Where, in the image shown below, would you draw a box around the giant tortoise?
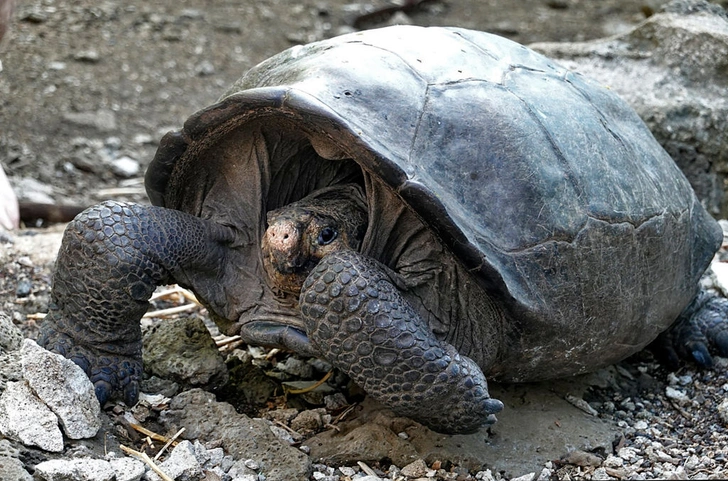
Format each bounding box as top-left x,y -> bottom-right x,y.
39,25 -> 728,434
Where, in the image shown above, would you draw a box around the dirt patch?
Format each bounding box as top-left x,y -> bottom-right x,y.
4,0 -> 718,210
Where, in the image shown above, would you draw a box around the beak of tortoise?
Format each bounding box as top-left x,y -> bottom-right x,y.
239,320 -> 318,357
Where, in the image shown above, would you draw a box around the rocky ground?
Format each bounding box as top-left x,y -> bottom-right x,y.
2,0 -> 728,480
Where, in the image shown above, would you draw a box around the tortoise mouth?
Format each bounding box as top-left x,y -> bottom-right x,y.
238,320 -> 316,357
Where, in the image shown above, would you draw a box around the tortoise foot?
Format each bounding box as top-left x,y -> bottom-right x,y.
300,250 -> 503,434
38,325 -> 142,405
38,200 -> 234,405
656,290 -> 728,369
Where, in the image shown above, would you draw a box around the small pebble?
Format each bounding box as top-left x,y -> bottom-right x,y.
339,466 -> 357,476
109,156 -> 140,178
400,459 -> 427,478
665,386 -> 689,405
716,398 -> 728,425
15,279 -> 31,297
73,50 -> 100,63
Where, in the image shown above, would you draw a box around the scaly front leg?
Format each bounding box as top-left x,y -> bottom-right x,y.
300,250 -> 503,434
38,201 -> 234,405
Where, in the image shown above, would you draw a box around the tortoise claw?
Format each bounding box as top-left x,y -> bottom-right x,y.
690,344 -> 713,368
94,382 -> 113,406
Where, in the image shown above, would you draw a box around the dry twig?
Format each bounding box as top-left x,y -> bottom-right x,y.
333,403 -> 358,425
120,445 -> 174,481
358,461 -> 378,477
143,303 -> 199,318
128,422 -> 179,447
273,420 -> 303,439
150,285 -> 200,305
154,428 -> 186,461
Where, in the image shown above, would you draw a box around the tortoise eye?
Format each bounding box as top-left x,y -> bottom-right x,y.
317,227 -> 338,246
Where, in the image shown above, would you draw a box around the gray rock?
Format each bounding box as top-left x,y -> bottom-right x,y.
142,316 -> 228,390
0,311 -> 23,393
0,439 -> 21,458
665,385 -> 690,405
34,458 -> 115,481
0,350 -> 22,393
269,423 -> 300,445
192,440 -> 225,468
275,356 -> 314,378
146,440 -> 203,481
0,381 -> 64,452
531,0 -> 728,216
159,389 -> 311,481
21,339 -> 101,439
109,456 -> 146,481
290,409 -> 324,434
324,392 -> 349,411
0,310 -> 22,353
0,439 -> 32,480
0,455 -> 32,481
226,459 -> 259,480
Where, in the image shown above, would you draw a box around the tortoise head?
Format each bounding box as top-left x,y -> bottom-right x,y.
261,184 -> 368,296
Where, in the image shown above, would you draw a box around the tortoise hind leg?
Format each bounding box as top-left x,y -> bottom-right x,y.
655,289 -> 728,369
38,201 -> 234,405
300,250 -> 503,434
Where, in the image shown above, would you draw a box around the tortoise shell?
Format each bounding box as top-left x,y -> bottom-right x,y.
146,25 -> 721,381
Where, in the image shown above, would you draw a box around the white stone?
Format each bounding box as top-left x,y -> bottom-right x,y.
146,440 -> 203,481
21,339 -> 101,439
709,261 -> 728,297
604,454 -> 625,468
34,458 -> 115,481
717,398 -> 728,425
0,381 -> 63,452
665,386 -> 689,405
634,420 -> 649,430
339,466 -> 357,476
475,469 -> 497,481
109,156 -> 140,178
510,473 -> 536,481
536,468 -> 552,481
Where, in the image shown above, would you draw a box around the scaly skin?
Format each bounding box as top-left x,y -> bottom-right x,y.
299,250 -> 503,434
656,289 -> 728,369
38,201 -> 234,404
